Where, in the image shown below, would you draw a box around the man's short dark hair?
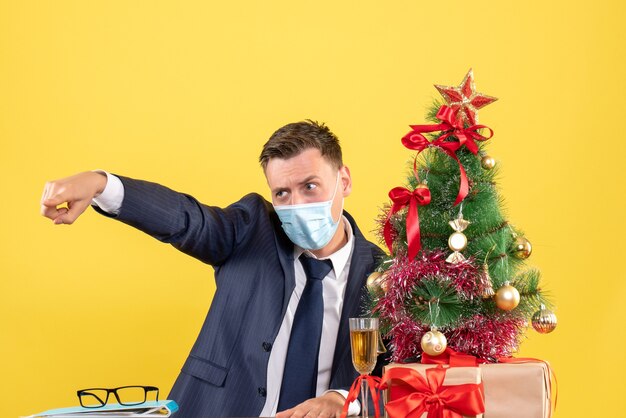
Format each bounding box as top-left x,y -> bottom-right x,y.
259,120 -> 343,170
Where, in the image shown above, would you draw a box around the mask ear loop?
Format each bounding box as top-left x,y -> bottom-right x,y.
331,170 -> 341,199
331,171 -> 344,224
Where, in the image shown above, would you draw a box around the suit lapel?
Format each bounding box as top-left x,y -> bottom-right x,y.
271,212 -> 296,322
330,213 -> 378,383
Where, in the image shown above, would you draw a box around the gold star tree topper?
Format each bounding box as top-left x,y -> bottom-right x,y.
435,69 -> 498,125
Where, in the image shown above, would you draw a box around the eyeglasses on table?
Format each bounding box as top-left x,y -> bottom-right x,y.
76,385 -> 159,408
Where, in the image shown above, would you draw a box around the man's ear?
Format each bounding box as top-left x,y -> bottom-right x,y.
340,165 -> 352,197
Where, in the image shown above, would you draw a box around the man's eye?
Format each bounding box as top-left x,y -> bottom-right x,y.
305,183 -> 317,191
275,191 -> 287,198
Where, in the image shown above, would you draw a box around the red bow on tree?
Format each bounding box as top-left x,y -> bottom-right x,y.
383,184 -> 431,259
401,105 -> 494,206
380,365 -> 485,418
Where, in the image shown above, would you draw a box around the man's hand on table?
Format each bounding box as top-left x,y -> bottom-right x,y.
276,391 -> 346,418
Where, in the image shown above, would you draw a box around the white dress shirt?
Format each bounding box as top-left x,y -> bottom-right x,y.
91,171 -> 360,416
260,217 -> 357,416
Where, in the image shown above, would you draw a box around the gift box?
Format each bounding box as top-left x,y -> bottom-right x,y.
382,362 -> 484,418
480,361 -> 552,418
382,360 -> 553,418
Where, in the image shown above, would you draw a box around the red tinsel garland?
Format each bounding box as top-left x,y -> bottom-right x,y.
376,250 -> 484,302
448,314 -> 527,360
373,250 -> 526,362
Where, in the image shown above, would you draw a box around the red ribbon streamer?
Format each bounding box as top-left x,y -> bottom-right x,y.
421,347 -> 486,367
340,374 -> 382,418
383,185 -> 431,259
401,105 -> 494,206
380,365 -> 485,418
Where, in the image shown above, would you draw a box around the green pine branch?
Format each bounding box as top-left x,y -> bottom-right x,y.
407,277 -> 479,328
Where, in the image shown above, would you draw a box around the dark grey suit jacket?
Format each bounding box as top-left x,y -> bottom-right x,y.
99,176 -> 383,417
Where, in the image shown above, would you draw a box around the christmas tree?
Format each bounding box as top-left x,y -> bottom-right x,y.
368,69 -> 557,363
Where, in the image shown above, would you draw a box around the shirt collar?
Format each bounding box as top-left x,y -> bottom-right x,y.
294,215 -> 354,280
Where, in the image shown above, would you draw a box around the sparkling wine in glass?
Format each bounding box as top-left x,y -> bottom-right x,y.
349,317 -> 384,418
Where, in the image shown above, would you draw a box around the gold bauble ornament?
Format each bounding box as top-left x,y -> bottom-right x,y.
380,272 -> 389,293
532,304 -> 557,334
366,272 -> 381,289
511,236 -> 532,259
481,155 -> 496,170
420,328 -> 448,356
366,271 -> 388,293
495,282 -> 520,311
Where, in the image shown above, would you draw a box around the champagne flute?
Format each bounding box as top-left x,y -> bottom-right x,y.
349,317 -> 385,418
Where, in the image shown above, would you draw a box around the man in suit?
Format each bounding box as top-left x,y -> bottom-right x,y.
40,120 -> 384,417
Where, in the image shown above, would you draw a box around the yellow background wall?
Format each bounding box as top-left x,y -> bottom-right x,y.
1,1 -> 624,416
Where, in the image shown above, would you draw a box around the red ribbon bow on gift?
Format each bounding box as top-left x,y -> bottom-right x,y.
401,105 -> 494,206
340,374 -> 382,418
383,184 -> 431,259
380,365 -> 485,418
421,349 -> 558,418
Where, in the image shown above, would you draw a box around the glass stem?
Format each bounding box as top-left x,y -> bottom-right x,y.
360,375 -> 369,418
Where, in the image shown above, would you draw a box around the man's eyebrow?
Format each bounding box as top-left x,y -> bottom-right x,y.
271,175 -> 321,194
298,175 -> 321,185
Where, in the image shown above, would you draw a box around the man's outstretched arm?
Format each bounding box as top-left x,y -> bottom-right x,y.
41,170 -> 266,266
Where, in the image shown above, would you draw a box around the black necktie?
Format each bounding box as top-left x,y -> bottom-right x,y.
277,254 -> 333,411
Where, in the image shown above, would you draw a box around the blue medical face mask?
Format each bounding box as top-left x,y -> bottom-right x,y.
273,173 -> 343,250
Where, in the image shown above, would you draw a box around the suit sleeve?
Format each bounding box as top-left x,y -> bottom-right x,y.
93,175 -> 268,266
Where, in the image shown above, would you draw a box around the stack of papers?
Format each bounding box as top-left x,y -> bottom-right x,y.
23,400 -> 178,417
